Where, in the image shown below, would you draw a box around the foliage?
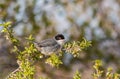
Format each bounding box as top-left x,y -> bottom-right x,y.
0,22 -> 39,79
106,67 -> 120,79
73,71 -> 81,79
93,60 -> 104,79
0,22 -> 19,47
45,54 -> 63,68
64,38 -> 92,57
92,60 -> 120,79
1,22 -> 120,79
0,22 -> 91,79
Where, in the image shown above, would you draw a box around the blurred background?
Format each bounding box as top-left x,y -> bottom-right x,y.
0,0 -> 120,79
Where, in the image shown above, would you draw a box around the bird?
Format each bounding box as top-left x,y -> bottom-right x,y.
34,34 -> 65,55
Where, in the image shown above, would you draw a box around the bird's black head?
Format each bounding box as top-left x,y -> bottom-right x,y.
55,34 -> 65,40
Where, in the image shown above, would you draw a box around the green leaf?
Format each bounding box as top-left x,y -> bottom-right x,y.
73,70 -> 81,79
45,54 -> 63,67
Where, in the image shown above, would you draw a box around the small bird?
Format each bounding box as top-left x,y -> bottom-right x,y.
34,34 -> 65,55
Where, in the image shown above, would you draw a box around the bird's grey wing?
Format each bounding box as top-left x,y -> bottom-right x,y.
37,39 -> 57,47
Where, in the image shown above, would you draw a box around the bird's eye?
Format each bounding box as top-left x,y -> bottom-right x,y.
60,36 -> 64,39
55,34 -> 64,40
